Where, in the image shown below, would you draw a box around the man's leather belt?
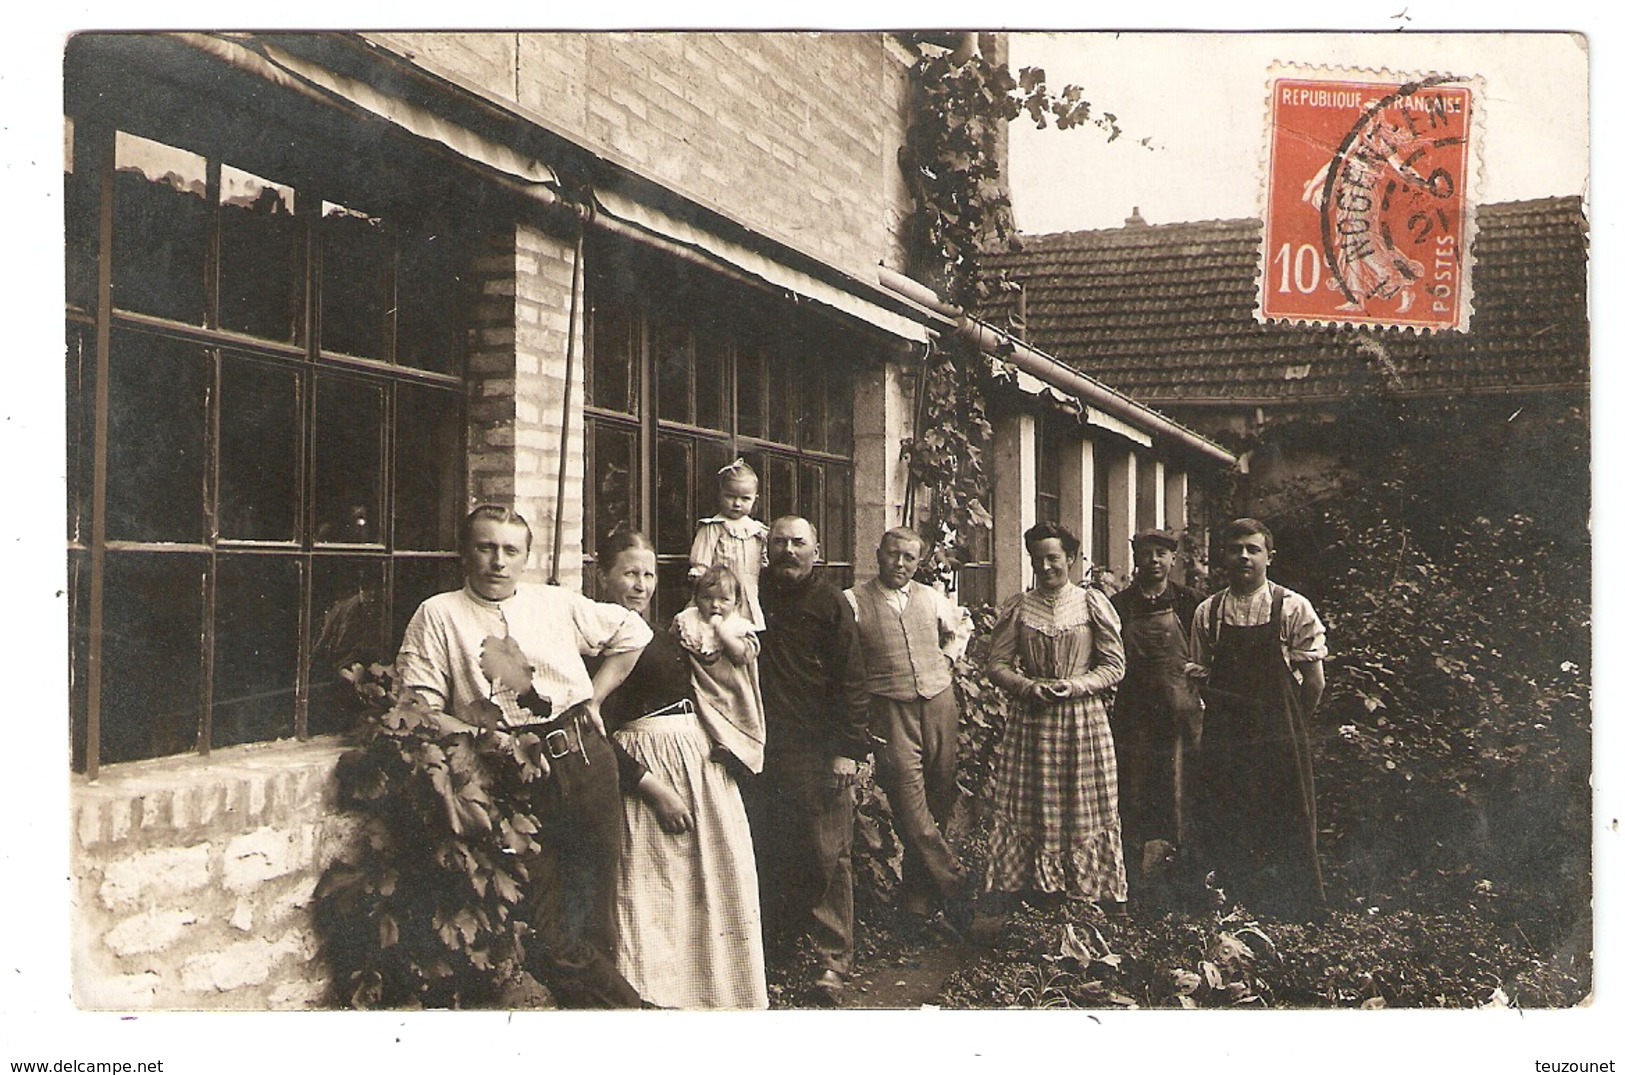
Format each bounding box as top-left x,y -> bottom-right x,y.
508,702 -> 593,761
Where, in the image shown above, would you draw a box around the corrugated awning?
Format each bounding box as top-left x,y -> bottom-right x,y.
593,189 -> 930,344
172,33 -> 562,188
171,32 -> 932,347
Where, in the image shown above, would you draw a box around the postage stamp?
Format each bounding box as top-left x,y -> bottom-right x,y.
1258,65 -> 1486,331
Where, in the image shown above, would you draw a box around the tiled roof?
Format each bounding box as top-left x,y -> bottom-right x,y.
979,197 -> 1588,404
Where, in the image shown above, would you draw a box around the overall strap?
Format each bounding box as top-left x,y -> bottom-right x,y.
1268,584 -> 1292,669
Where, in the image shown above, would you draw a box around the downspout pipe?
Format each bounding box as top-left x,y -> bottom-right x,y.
876,267 -> 1236,467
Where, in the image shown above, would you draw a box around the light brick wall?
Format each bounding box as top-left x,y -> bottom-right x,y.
466,221 -> 588,590
72,740 -> 355,1010
366,32 -> 915,282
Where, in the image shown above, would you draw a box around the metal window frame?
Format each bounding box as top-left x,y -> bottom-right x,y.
69,117 -> 466,778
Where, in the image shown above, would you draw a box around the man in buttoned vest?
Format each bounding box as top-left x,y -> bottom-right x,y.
844,527 -> 972,940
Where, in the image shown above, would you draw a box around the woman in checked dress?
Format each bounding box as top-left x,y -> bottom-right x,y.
984,521 -> 1129,907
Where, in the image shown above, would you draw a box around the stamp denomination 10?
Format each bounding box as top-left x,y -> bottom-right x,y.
1261,74 -> 1477,331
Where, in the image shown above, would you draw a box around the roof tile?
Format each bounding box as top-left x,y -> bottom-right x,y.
980,197 -> 1588,403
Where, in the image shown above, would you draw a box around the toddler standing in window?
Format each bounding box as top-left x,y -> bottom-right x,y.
689,459 -> 769,630
671,565 -> 766,774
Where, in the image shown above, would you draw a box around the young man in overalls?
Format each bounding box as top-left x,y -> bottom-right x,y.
1187,518 -> 1328,918
1109,528 -> 1205,903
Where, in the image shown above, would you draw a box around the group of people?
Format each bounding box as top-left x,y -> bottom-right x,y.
987,518 -> 1327,924
391,461 -> 951,1008
391,454 -> 1328,1010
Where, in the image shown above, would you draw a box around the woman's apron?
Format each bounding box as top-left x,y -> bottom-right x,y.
1197,585 -> 1325,915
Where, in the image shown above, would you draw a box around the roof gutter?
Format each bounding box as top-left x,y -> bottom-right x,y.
877,267 -> 1237,466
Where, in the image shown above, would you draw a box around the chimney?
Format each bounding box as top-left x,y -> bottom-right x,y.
1124,206 -> 1148,227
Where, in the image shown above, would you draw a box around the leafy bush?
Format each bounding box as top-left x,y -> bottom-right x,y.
312,664 -> 555,1009
952,602 -> 1013,806
1287,495 -> 1590,943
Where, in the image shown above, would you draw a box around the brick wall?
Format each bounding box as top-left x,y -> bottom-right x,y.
466,221 -> 588,589
71,740 -> 355,1009
365,32 -> 916,283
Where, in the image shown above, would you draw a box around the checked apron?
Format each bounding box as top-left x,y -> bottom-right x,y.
1195,585 -> 1325,916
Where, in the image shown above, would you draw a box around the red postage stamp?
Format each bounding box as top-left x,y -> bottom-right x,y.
1259,67 -> 1484,331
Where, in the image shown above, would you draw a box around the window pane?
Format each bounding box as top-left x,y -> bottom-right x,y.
395,383 -> 463,551
767,343 -> 796,445
65,117 -> 97,311
655,434 -> 694,557
825,463 -> 853,564
653,559 -> 691,634
219,165 -> 300,342
68,550 -> 89,772
218,355 -> 300,541
589,421 -> 640,560
826,363 -> 854,457
799,459 -> 826,548
308,556 -> 389,736
766,454 -> 797,526
800,358 -> 828,453
313,373 -> 384,545
100,551 -> 205,763
696,440 -> 737,522
211,555 -> 301,748
105,331 -> 207,543
320,202 -> 392,359
589,299 -> 636,415
397,223 -> 463,375
654,318 -> 694,426
66,326 -> 93,544
694,319 -> 729,432
1137,455 -> 1159,532
392,557 -> 462,655
736,338 -> 765,439
1038,416 -> 1062,504
1093,446 -> 1112,566
110,132 -> 208,324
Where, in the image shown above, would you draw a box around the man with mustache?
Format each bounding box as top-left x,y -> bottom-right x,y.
844,527 -> 972,943
748,515 -> 871,1006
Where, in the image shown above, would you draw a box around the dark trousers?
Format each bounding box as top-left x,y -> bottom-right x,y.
744,737 -> 855,976
872,692 -> 964,915
513,709 -> 642,1008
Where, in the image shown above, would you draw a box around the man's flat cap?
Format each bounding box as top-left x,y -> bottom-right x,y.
1131,528 -> 1179,551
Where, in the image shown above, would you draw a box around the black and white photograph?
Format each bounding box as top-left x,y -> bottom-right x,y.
7,3 -> 1616,1070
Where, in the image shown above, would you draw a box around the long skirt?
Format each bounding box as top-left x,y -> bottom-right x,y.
613,710 -> 768,1009
986,694 -> 1128,902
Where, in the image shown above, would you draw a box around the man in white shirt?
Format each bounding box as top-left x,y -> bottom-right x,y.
395,505 -> 651,1006
844,527 -> 973,941
1187,517 -> 1328,918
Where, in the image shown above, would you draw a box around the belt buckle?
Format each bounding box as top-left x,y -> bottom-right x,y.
544,726 -> 576,759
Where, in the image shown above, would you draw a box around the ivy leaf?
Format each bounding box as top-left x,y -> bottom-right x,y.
490,868 -> 522,905
480,634 -> 535,696
378,912 -> 399,950
456,697 -> 503,732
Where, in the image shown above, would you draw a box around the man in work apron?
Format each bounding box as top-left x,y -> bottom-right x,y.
1196,583 -> 1326,918
1109,529 -> 1204,896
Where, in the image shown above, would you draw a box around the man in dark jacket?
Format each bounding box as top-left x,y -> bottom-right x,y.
1109,528 -> 1204,899
749,515 -> 871,1006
